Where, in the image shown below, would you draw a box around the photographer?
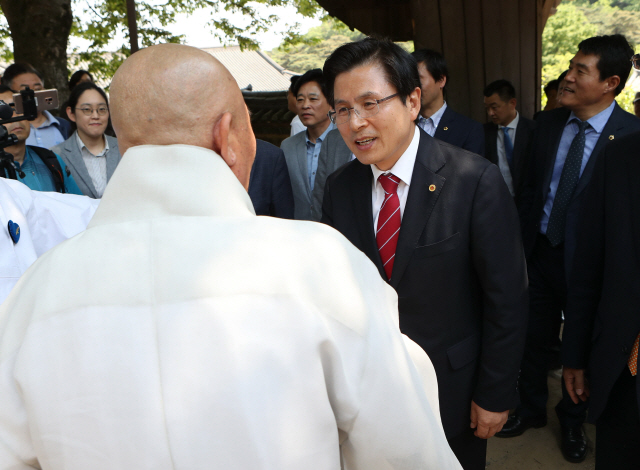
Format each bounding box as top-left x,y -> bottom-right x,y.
1,63 -> 71,149
0,85 -> 82,194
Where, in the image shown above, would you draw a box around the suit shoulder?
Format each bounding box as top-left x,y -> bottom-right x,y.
612,103 -> 640,128
446,108 -> 482,128
435,139 -> 493,172
534,107 -> 569,126
280,132 -> 305,150
256,139 -> 284,159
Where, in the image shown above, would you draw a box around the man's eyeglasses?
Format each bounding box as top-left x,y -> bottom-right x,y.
76,106 -> 109,116
631,54 -> 640,71
328,93 -> 399,125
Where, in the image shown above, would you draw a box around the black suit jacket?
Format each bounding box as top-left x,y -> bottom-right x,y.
434,107 -> 485,157
562,131 -> 640,422
248,140 -> 294,218
519,103 -> 640,275
321,128 -> 528,438
483,116 -> 536,202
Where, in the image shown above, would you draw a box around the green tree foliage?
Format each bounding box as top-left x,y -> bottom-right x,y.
268,17 -> 413,73
542,3 -> 597,86
268,17 -> 365,73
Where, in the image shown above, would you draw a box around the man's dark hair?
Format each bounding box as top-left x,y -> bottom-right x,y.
1,63 -> 43,90
288,75 -> 301,93
483,79 -> 516,102
293,69 -> 326,98
68,70 -> 94,91
411,48 -> 448,90
558,70 -> 568,83
544,79 -> 559,97
0,84 -> 14,95
323,37 -> 420,108
577,34 -> 633,95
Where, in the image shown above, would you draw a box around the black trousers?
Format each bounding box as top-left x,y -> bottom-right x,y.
447,428 -> 487,470
516,234 -> 588,426
596,368 -> 640,469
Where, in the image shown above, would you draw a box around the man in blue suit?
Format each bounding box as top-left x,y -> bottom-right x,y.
248,140 -> 294,218
411,49 -> 484,156
498,34 -> 640,464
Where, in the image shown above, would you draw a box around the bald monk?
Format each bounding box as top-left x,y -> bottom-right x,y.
0,44 -> 461,470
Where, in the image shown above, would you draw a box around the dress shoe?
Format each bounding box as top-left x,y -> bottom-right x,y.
495,413 -> 547,438
560,425 -> 587,463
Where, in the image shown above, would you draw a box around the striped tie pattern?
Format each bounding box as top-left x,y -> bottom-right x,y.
377,173 -> 402,280
629,333 -> 639,376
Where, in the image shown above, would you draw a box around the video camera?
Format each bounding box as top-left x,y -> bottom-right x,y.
0,87 -> 59,180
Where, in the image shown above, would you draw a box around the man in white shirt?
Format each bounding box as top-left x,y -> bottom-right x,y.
0,43 -> 461,470
482,79 -> 536,201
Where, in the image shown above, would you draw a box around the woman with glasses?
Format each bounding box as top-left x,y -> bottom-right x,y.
52,82 -> 121,198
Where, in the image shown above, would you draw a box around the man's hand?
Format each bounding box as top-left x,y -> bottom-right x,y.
470,401 -> 509,439
563,367 -> 589,404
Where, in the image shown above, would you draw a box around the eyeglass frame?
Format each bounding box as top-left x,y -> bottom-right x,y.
75,106 -> 109,116
632,54 -> 640,71
328,93 -> 400,125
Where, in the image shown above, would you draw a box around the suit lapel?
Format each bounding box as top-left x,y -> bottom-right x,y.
434,107 -> 453,140
390,132 -> 446,289
293,134 -> 311,198
540,109 -> 570,202
485,123 -> 498,165
65,134 -> 98,197
574,103 -> 623,199
351,162 -> 385,277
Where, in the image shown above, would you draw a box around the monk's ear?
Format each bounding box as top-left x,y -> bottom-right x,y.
212,112 -> 235,166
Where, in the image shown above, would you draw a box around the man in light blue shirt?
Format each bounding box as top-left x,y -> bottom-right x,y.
499,34 -> 640,465
0,86 -> 81,194
1,63 -> 71,149
280,69 -> 333,220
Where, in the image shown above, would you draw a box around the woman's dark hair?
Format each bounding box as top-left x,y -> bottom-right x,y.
66,82 -> 110,133
69,70 -> 94,91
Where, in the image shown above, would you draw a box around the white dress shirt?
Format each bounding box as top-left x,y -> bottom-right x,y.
290,114 -> 306,136
371,125 -> 420,228
76,132 -> 109,197
417,101 -> 448,137
0,144 -> 461,470
497,112 -> 519,196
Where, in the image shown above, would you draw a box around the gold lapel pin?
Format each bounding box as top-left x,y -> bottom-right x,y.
609,135 -> 614,140
443,127 -> 449,131
429,184 -> 436,192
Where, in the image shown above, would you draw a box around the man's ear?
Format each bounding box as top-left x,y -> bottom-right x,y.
408,86 -> 422,120
66,107 -> 76,123
212,112 -> 235,166
604,75 -> 620,95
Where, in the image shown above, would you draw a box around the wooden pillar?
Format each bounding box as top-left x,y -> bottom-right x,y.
410,0 -> 544,121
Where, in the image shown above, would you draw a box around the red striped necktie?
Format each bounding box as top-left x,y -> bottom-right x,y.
376,173 -> 402,280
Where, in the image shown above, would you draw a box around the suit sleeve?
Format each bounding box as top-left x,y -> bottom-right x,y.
470,164 -> 528,412
320,170 -> 336,227
269,150 -> 295,219
561,145 -> 607,369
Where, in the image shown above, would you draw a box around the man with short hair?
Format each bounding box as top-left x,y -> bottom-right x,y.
633,91 -> 640,118
280,68 -> 334,220
322,37 -> 528,470
544,80 -> 559,111
0,85 -> 81,194
287,75 -> 306,136
1,63 -> 71,149
0,43 -> 462,470
483,79 -> 536,201
411,49 -> 484,156
499,34 -> 640,464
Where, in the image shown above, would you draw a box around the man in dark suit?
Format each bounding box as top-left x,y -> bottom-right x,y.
498,34 -> 640,464
562,131 -> 640,469
483,79 -> 536,203
248,139 -> 294,218
411,49 -> 484,156
321,37 -> 527,470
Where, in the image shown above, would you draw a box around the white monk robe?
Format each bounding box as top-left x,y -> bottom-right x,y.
0,145 -> 461,470
0,178 -> 98,304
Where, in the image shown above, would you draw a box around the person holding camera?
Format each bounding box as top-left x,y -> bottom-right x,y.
52,82 -> 120,198
0,85 -> 82,194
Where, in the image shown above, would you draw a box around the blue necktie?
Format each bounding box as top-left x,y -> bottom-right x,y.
502,127 -> 514,172
546,120 -> 589,247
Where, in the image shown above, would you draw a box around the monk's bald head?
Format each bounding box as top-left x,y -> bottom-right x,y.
110,44 -> 255,187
